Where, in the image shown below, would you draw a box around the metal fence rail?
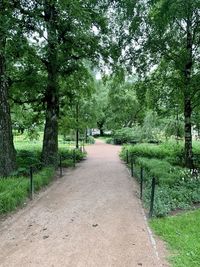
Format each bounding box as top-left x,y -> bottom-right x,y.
126,149 -> 156,217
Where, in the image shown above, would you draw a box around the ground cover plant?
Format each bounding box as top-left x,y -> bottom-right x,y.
121,141 -> 200,217
151,210 -> 200,267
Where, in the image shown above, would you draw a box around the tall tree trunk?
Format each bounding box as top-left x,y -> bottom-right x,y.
99,128 -> 104,136
75,103 -> 79,149
42,90 -> 59,166
0,24 -> 16,176
75,129 -> 79,149
85,128 -> 88,143
42,0 -> 59,166
97,120 -> 104,136
184,96 -> 193,169
183,14 -> 193,169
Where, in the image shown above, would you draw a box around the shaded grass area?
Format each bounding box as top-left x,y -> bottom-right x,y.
0,137 -> 87,214
151,210 -> 200,267
0,168 -> 54,214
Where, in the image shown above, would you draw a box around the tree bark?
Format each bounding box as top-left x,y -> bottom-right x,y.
42,0 -> 59,166
85,128 -> 88,143
183,14 -> 193,169
75,103 -> 79,149
184,96 -> 193,169
0,11 -> 16,176
97,120 -> 104,136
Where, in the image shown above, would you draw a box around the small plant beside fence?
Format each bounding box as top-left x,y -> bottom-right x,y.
123,148 -> 200,217
0,148 -> 86,215
125,151 -> 157,217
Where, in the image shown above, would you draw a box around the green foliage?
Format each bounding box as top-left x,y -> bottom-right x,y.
109,111 -> 161,145
143,177 -> 200,217
0,168 -> 54,214
87,136 -> 95,144
106,80 -> 143,129
0,137 -> 87,214
16,150 -> 41,170
33,168 -> 54,191
151,210 -> 200,266
121,142 -> 184,166
59,148 -> 86,162
136,157 -> 182,185
112,127 -> 140,144
121,142 -> 200,216
105,137 -> 114,144
164,118 -> 184,139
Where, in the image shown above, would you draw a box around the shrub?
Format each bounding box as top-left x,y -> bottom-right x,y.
135,157 -> 183,185
106,138 -> 114,144
16,149 -> 41,170
87,136 -> 95,144
112,127 -> 141,145
121,142 -> 184,166
59,148 -> 86,162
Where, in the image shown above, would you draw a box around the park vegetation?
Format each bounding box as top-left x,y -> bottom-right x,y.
0,1 -> 200,265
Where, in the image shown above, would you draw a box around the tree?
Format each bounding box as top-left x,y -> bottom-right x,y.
0,1 -> 17,176
107,78 -> 143,129
94,80 -> 109,136
120,0 -> 200,168
22,0 -> 110,166
59,66 -> 96,147
147,0 -> 200,168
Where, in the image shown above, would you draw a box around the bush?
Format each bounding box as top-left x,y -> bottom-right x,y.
87,136 -> 95,144
135,157 -> 183,185
59,148 -> 86,162
121,142 -> 184,166
112,127 -> 140,145
16,149 -> 41,171
106,138 -> 114,144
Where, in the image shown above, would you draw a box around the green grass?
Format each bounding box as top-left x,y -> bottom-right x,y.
151,210 -> 200,267
0,134 -> 87,215
0,167 -> 54,214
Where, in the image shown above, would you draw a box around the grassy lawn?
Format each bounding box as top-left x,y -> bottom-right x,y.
150,210 -> 200,267
14,133 -> 76,150
0,134 -> 87,215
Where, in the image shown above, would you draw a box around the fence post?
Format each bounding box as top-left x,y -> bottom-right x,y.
131,156 -> 134,177
29,166 -> 34,200
140,167 -> 144,199
149,177 -> 156,217
73,149 -> 76,167
126,150 -> 129,164
59,155 -> 63,177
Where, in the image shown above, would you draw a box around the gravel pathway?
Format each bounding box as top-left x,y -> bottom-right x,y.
0,140 -> 169,267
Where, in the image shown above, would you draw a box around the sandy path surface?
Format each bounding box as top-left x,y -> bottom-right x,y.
0,140 -> 169,267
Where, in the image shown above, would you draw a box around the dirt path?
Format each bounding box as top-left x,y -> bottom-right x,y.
0,140 -> 168,267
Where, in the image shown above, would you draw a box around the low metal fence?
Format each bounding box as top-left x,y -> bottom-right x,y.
126,150 -> 156,218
